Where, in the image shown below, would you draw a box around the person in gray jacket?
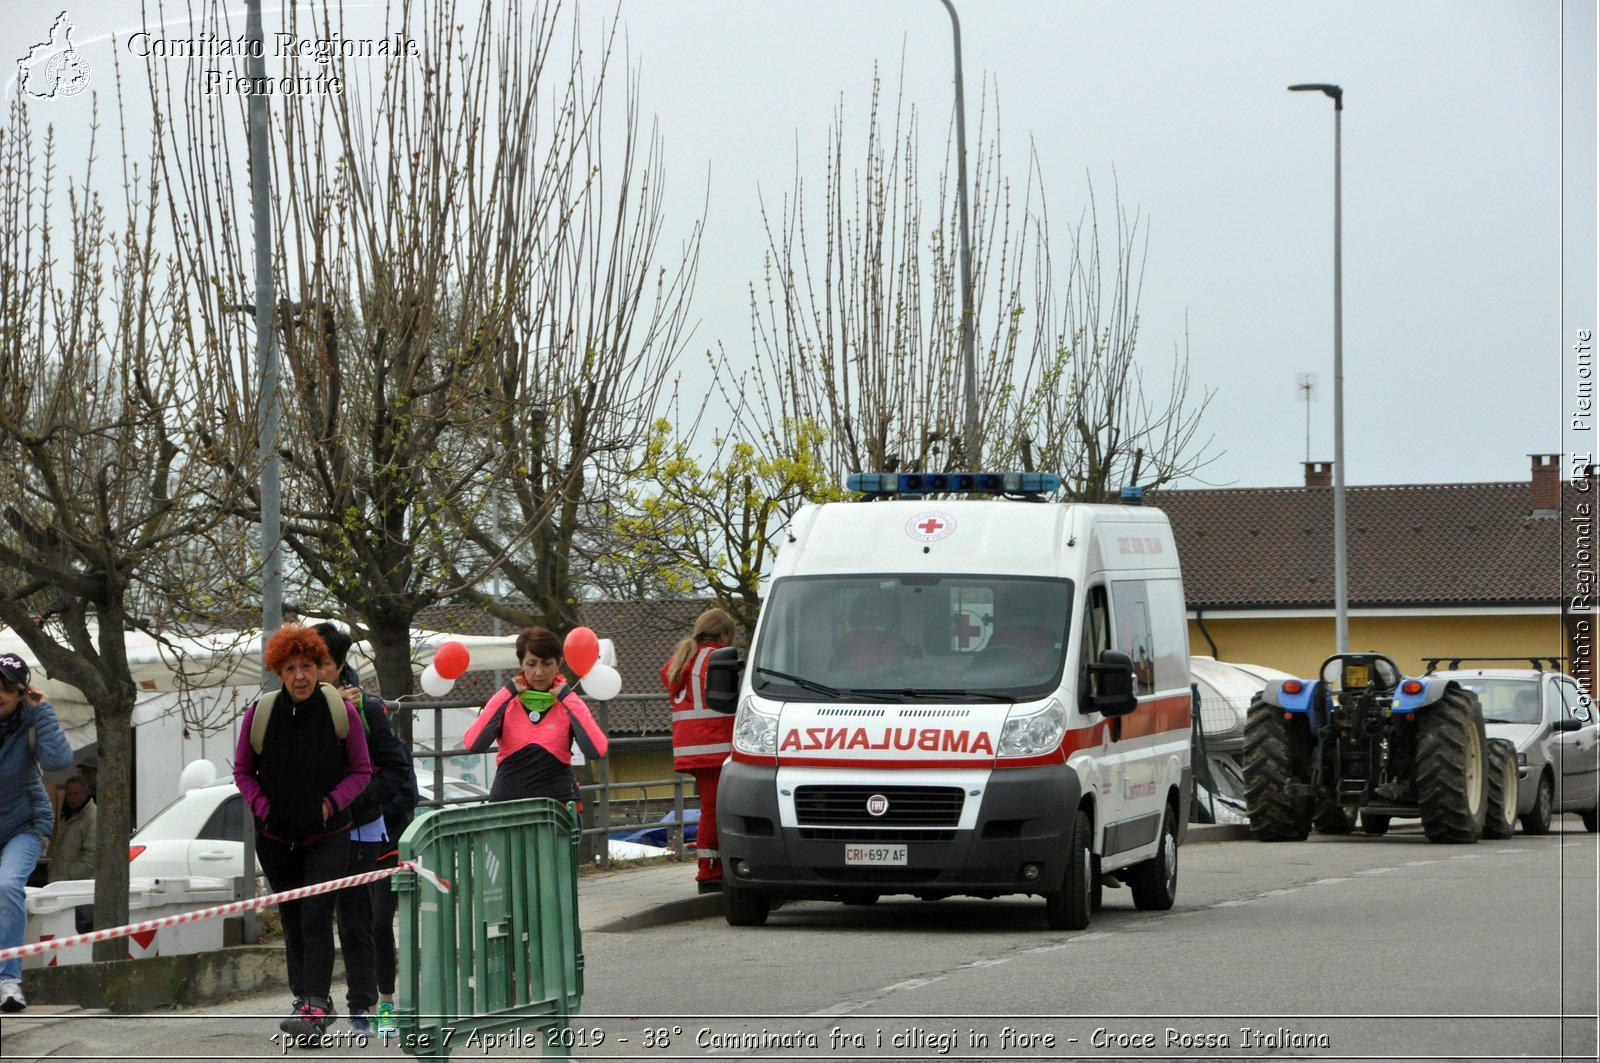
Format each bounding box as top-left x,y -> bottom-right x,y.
47,776 -> 96,883
0,652 -> 74,1012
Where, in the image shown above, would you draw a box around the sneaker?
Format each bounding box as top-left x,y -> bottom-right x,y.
349,1008 -> 372,1034
284,999 -> 330,1037
278,997 -> 306,1033
0,980 -> 26,1013
374,1002 -> 398,1036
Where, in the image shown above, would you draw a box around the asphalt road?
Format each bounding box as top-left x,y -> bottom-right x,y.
1,818 -> 1594,1062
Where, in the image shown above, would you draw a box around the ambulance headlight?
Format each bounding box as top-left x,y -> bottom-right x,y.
733,697 -> 780,756
998,699 -> 1067,758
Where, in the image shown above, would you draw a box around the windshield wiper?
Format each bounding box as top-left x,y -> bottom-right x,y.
885,687 -> 1018,704
753,667 -> 901,701
1483,717 -> 1516,724
754,666 -> 842,698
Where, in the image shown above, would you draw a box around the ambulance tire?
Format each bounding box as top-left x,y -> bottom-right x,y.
1045,810 -> 1093,931
1313,802 -> 1358,834
1243,700 -> 1313,841
723,884 -> 770,927
1360,812 -> 1391,835
1482,738 -> 1518,840
1129,802 -> 1179,911
1416,688 -> 1488,844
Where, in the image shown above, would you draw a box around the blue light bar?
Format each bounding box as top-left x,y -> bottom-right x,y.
846,471 -> 1062,497
1120,485 -> 1144,505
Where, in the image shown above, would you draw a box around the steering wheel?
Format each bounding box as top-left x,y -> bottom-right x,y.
984,644 -> 1039,671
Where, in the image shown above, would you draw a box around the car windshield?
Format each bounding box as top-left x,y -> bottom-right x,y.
751,573 -> 1073,702
132,784 -> 229,841
1459,678 -> 1541,724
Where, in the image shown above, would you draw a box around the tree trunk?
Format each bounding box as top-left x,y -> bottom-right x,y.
90,686 -> 137,962
367,619 -> 419,744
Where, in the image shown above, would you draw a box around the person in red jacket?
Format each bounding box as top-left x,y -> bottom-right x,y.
659,608 -> 737,893
465,627 -> 607,804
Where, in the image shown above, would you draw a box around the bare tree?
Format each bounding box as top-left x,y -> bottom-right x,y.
744,70 -> 1057,479
748,72 -> 1217,493
620,71 -> 1217,608
154,0 -> 699,706
1015,182 -> 1218,500
0,95 -> 254,955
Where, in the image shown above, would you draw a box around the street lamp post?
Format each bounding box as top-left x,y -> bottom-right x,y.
1288,82 -> 1347,653
938,0 -> 980,467
246,0 -> 282,663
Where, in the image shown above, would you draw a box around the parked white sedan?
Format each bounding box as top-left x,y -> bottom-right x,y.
129,770 -> 488,882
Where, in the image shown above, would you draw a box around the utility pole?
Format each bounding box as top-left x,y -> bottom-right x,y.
246,0 -> 282,666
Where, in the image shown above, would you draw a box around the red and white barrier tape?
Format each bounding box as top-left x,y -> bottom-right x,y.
0,859 -> 451,963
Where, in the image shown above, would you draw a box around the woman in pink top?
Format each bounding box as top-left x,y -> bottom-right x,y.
465,626 -> 607,803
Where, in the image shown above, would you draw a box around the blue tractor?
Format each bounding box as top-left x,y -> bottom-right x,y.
1243,653 -> 1517,843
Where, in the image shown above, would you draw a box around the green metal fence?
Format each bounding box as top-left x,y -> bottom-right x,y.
395,798 -> 585,1061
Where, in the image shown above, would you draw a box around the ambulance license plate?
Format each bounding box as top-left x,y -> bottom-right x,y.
844,844 -> 907,866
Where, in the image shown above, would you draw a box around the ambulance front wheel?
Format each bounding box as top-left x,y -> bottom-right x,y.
723,883 -> 771,926
1044,809 -> 1093,931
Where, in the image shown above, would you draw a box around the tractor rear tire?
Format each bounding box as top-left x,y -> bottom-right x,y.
1243,699 -> 1313,841
1415,687 -> 1489,843
1483,738 -> 1518,840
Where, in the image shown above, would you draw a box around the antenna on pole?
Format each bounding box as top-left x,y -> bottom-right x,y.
1295,372 -> 1319,465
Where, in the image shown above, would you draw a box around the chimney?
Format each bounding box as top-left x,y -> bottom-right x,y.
1303,461 -> 1333,489
1531,454 -> 1560,511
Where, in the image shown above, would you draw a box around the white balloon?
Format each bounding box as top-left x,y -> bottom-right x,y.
598,637 -> 617,668
178,759 -> 217,793
580,662 -> 621,701
419,663 -> 455,697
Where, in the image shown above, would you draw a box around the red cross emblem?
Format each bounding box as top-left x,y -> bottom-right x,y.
905,511 -> 956,542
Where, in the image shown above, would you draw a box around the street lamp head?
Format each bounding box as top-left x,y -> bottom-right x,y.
1289,83 -> 1344,110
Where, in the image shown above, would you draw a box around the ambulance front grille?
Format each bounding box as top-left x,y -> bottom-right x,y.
798,827 -> 957,843
794,785 -> 965,827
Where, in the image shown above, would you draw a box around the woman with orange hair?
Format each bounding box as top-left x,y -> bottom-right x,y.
233,623 -> 372,1040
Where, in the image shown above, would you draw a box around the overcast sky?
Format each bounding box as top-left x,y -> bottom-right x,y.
5,0 -> 1595,491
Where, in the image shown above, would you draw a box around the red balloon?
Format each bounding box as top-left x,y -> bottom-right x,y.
563,626 -> 600,677
433,640 -> 471,681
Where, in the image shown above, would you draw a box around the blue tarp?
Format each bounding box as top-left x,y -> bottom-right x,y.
612,808 -> 700,847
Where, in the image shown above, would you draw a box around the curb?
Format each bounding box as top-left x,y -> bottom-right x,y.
588,893 -> 721,933
1185,822 -> 1254,843
19,944 -> 312,1013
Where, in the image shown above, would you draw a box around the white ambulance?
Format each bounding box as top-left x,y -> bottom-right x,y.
707,472 -> 1193,928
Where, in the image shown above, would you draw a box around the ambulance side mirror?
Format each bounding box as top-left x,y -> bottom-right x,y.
705,646 -> 745,713
1088,650 -> 1138,717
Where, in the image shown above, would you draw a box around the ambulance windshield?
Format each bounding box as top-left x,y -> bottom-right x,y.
752,574 -> 1073,702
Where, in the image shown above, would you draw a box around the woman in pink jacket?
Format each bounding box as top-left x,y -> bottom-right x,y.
465,627 -> 607,803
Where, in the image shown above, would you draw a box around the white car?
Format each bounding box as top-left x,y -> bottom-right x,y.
1434,664 -> 1600,833
129,770 -> 488,882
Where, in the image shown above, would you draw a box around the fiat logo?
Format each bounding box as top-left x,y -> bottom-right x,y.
866,794 -> 890,817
